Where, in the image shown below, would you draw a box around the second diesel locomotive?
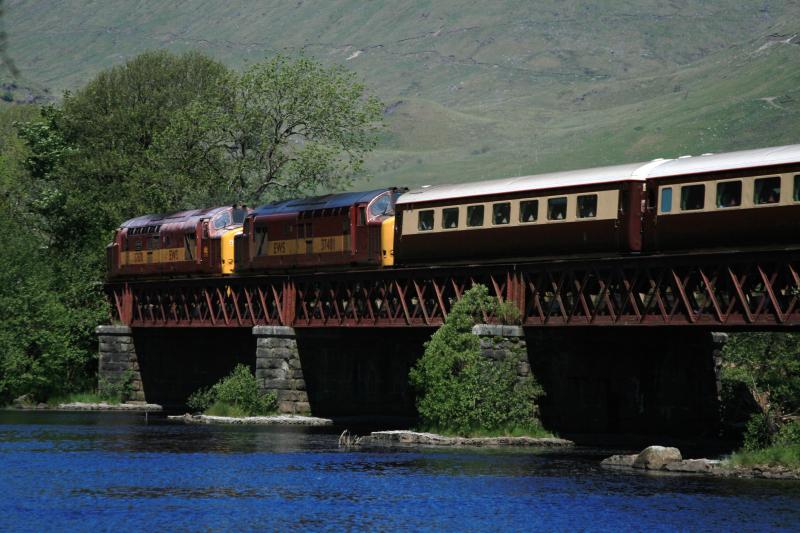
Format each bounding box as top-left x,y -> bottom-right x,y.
106,143 -> 800,280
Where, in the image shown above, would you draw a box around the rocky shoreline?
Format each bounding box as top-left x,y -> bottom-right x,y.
9,401 -> 163,412
350,430 -> 574,448
602,446 -> 800,480
168,413 -> 333,426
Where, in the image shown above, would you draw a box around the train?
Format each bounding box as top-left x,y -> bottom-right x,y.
106,143 -> 800,279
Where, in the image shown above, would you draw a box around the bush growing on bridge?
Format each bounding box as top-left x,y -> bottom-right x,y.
187,364 -> 277,417
409,284 -> 545,436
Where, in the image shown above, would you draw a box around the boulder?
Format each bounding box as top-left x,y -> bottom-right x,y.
601,454 -> 638,467
632,446 -> 682,470
12,394 -> 34,408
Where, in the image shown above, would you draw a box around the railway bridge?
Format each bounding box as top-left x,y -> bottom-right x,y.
99,248 -> 800,434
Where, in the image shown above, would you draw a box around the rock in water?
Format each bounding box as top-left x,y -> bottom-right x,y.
633,445 -> 682,470
601,454 -> 638,467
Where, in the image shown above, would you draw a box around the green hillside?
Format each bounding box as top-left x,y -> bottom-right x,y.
3,0 -> 799,188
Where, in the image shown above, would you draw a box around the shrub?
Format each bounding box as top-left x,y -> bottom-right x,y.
774,420 -> 800,447
97,369 -> 135,404
742,413 -> 773,452
185,364 -> 277,417
409,284 -> 544,436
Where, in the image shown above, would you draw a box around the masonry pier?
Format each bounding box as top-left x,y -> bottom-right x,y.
253,326 -> 308,414
96,325 -> 145,402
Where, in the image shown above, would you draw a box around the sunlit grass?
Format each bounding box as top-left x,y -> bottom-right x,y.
728,445 -> 800,469
46,392 -> 120,406
204,401 -> 249,418
416,423 -> 555,439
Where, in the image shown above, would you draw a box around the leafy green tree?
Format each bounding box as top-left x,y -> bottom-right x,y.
409,285 -> 544,436
154,54 -> 384,204
0,203 -> 98,402
722,332 -> 800,417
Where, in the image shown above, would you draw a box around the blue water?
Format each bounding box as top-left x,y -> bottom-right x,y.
0,412 -> 798,532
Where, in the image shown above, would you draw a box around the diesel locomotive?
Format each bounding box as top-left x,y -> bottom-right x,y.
106,143 -> 800,280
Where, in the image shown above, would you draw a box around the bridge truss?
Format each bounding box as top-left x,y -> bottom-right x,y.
105,250 -> 800,328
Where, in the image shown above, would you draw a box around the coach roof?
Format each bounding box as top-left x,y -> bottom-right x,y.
396,161 -> 656,205
647,143 -> 800,179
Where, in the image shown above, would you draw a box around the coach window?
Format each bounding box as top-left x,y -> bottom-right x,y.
547,197 -> 567,220
492,202 -> 510,225
716,181 -> 742,208
442,207 -> 459,229
660,187 -> 673,213
519,200 -> 538,222
794,175 -> 800,201
418,210 -> 434,231
577,194 -> 597,218
680,184 -> 705,211
467,205 -> 484,227
754,176 -> 781,205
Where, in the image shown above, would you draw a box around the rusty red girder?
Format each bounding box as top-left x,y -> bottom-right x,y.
105,250 -> 800,328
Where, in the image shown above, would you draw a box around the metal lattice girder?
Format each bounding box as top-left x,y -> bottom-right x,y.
106,250 -> 800,328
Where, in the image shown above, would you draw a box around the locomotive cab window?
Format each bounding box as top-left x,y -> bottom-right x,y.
794,175 -> 800,202
660,187 -> 673,213
442,207 -> 459,229
418,210 -> 434,231
370,194 -> 392,218
754,176 -> 781,205
577,194 -> 597,218
547,197 -> 567,220
492,202 -> 510,225
519,200 -> 538,222
213,212 -> 231,229
716,181 -> 742,208
680,184 -> 705,211
466,205 -> 484,227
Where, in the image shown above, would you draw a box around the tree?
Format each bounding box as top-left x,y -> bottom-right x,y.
722,332 -> 800,418
153,54 -> 384,204
409,285 -> 544,436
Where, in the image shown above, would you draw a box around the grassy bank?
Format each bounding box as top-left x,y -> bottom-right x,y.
417,423 -> 555,439
46,392 -> 121,406
729,445 -> 800,470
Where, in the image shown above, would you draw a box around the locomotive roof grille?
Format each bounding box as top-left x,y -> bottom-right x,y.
252,189 -> 394,216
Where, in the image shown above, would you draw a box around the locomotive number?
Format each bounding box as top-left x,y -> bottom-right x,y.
133,252 -> 144,263
319,237 -> 337,252
271,241 -> 287,255
167,249 -> 180,261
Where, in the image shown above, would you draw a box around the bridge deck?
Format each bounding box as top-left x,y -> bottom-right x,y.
105,249 -> 800,328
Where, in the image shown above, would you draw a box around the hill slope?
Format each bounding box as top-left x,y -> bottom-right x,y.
4,1 -> 800,188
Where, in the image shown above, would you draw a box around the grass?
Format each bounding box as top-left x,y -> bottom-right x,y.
46,392 -> 121,406
4,1 -> 800,189
204,400 -> 250,418
728,445 -> 800,470
417,423 -> 555,439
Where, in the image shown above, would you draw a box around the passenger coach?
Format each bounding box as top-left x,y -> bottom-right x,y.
393,162 -> 662,264
642,145 -> 800,252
